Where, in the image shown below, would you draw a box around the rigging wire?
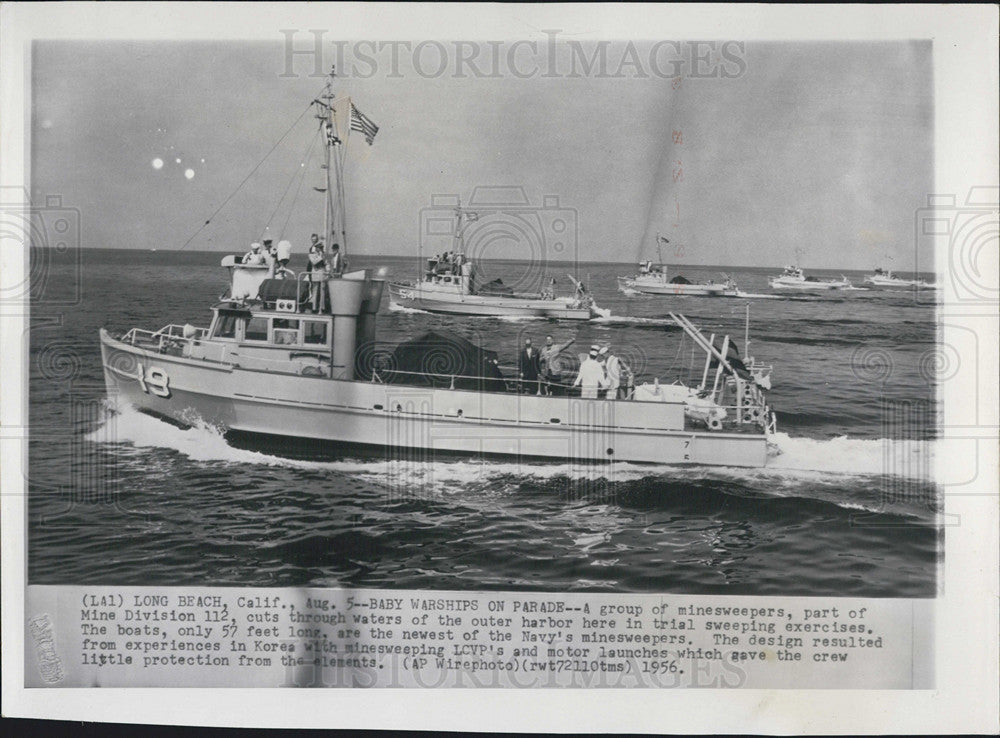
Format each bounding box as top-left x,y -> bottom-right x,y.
261,126 -> 321,240
177,100 -> 315,251
664,327 -> 687,379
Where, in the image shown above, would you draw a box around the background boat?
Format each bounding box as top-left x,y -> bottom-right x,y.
389,202 -> 609,320
619,234 -> 736,296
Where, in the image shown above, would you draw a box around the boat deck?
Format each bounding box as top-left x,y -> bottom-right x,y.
113,326 -> 768,436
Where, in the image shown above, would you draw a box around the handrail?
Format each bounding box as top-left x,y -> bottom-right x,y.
371,365 -> 648,397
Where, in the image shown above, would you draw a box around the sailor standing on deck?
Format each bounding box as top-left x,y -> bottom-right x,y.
540,334 -> 575,395
328,243 -> 344,276
274,239 -> 293,278
243,242 -> 265,265
599,345 -> 631,399
307,240 -> 327,312
573,345 -> 607,399
518,338 -> 542,395
262,239 -> 277,276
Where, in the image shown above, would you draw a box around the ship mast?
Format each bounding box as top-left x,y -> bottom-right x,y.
313,66 -> 348,259
453,198 -> 466,259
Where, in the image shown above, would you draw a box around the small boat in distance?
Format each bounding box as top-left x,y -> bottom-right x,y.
388,203 -> 609,320
864,266 -> 937,289
768,264 -> 851,291
617,234 -> 737,297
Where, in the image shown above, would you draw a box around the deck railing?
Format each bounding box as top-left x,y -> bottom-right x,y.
115,324 -> 773,431
121,324 -> 209,351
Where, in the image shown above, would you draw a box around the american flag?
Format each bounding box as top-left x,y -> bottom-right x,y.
350,103 -> 379,145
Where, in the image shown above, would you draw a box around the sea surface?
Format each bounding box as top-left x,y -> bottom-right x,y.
28,248 -> 941,596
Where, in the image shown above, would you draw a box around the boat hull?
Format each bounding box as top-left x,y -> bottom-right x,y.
388,283 -> 593,320
863,276 -> 935,289
768,278 -> 848,291
100,330 -> 768,467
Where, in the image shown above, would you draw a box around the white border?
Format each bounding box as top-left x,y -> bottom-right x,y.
2,3 -> 998,733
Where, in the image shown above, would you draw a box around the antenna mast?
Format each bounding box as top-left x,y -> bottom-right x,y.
453,197 -> 465,258
313,66 -> 347,257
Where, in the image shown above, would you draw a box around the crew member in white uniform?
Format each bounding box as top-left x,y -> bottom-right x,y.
599,346 -> 621,399
573,345 -> 607,399
307,241 -> 328,312
242,242 -> 264,265
262,239 -> 277,276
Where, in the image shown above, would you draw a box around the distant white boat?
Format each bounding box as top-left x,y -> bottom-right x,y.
863,267 -> 937,289
618,234 -> 737,297
389,203 -> 609,320
768,265 -> 850,291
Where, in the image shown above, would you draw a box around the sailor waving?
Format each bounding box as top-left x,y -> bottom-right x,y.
573,345 -> 608,399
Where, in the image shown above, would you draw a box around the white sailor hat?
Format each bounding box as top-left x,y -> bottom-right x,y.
598,346 -> 609,355
251,241 -> 262,250
589,344 -> 599,355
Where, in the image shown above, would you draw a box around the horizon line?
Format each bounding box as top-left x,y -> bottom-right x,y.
29,246 -> 936,274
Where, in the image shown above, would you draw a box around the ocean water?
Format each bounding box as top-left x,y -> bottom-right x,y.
28,249 -> 940,595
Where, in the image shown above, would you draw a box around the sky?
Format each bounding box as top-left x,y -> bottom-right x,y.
30,39 -> 933,269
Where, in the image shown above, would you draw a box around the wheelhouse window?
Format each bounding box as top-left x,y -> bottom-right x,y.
244,316 -> 268,342
272,318 -> 300,345
213,313 -> 238,339
303,320 -> 329,346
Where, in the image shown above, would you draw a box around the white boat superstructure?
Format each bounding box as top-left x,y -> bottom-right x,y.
768,264 -> 851,291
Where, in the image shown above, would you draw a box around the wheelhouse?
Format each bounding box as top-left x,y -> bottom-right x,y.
208,307 -> 332,349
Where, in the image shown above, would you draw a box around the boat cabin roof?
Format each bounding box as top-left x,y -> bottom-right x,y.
212,301 -> 334,323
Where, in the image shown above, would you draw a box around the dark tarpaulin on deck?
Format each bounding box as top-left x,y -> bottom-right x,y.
669,275 -> 693,285
378,332 -> 507,391
259,278 -> 309,302
476,278 -> 514,296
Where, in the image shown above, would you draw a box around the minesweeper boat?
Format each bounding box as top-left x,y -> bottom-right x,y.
618,235 -> 736,297
99,274 -> 777,466
768,264 -> 851,291
98,75 -> 777,468
388,205 -> 609,320
863,267 -> 937,289
618,262 -> 736,297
